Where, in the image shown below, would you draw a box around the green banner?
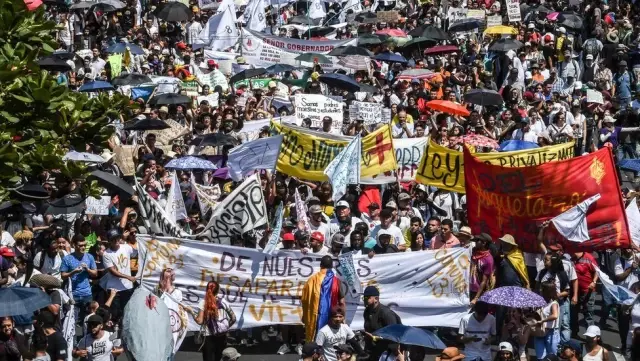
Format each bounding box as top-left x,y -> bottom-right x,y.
233,78 -> 273,89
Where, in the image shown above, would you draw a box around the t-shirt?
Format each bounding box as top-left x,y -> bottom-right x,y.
315,324 -> 355,361
572,253 -> 597,293
33,355 -> 52,361
100,244 -> 136,291
309,222 -> 331,247
33,251 -> 68,281
46,331 -> 68,361
429,234 -> 460,250
370,225 -> 404,246
615,254 -> 640,290
458,313 -> 496,361
60,253 -> 97,298
470,253 -> 494,293
77,331 -> 115,361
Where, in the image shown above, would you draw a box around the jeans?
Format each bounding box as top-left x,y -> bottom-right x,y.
534,328 -> 559,360
570,290 -> 595,333
559,299 -> 571,345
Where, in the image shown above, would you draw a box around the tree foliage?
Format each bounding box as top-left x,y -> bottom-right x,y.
0,0 -> 132,202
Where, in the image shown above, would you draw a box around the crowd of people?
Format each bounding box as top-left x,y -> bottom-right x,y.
3,0 -> 640,360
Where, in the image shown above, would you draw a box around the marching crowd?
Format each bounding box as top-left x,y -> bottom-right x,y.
4,0 -> 640,360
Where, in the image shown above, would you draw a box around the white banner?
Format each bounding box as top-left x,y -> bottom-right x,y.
137,236 -> 471,330
85,196 -> 111,215
362,137 -> 428,184
349,101 -> 383,126
165,172 -> 188,223
295,94 -> 344,130
135,178 -> 189,239
193,182 -> 220,216
228,135 -> 283,181
626,199 -> 640,247
195,174 -> 268,244
506,0 -> 522,22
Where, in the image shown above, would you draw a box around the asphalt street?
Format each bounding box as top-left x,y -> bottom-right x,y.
174,292 -> 629,361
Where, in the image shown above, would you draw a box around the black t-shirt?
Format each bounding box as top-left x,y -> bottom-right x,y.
496,256 -> 524,288
46,331 -> 68,361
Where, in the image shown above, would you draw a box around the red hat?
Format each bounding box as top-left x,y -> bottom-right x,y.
310,231 -> 325,243
282,233 -> 295,242
544,35 -> 552,43
0,247 -> 15,257
176,41 -> 187,50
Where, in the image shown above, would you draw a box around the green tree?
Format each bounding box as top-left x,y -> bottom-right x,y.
0,0 -> 132,202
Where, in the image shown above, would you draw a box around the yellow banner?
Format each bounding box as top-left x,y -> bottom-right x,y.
416,139 -> 575,193
272,122 -> 397,181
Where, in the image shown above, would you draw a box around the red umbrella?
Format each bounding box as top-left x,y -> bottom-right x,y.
424,45 -> 459,55
376,28 -> 407,37
425,100 -> 470,116
461,134 -> 500,149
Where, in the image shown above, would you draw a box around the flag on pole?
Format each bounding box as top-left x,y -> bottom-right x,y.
193,6 -> 239,50
244,0 -> 267,32
308,0 -> 326,19
324,135 -> 361,202
263,203 -> 284,254
217,0 -> 238,22
551,193 -> 601,242
596,267 -> 638,305
339,0 -> 363,22
165,172 -> 188,223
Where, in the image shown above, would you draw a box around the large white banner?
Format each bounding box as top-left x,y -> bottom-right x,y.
138,236 -> 471,331
228,135 -> 284,181
295,94 -> 344,130
135,178 -> 189,239
362,137 -> 428,184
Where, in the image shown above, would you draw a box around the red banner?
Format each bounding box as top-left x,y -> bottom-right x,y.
464,146 -> 630,252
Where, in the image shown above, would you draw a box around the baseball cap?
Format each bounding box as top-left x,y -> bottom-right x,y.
334,344 -> 354,355
301,342 -> 323,357
398,193 -> 411,201
331,234 -> 346,246
268,81 -> 277,88
221,347 -> 241,360
0,247 -> 15,257
542,355 -> 559,361
87,314 -> 104,325
527,23 -> 535,29
310,231 -> 325,243
544,34 -> 552,43
583,325 -> 601,338
561,339 -> 582,353
107,229 -> 121,240
363,285 -> 380,297
385,200 -> 397,209
282,233 -> 295,242
558,27 -> 566,34
498,342 -> 513,353
308,205 -> 323,214
335,200 -> 350,209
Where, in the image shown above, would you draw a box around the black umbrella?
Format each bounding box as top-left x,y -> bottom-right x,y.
155,2 -> 193,22
190,133 -> 240,147
358,34 -> 383,46
229,68 -> 267,85
318,73 -> 376,92
488,38 -> 524,52
329,45 -> 373,57
558,12 -> 583,29
0,202 -> 37,214
290,15 -> 316,25
448,19 -> 481,33
111,73 -> 152,86
400,37 -> 437,51
408,25 -> 450,41
463,89 -> 504,107
265,64 -> 297,74
524,4 -> 552,17
12,183 -> 50,200
123,117 -> 170,131
354,11 -> 377,24
88,170 -> 135,196
37,56 -> 72,72
46,194 -> 86,215
308,26 -> 337,38
149,93 -> 192,105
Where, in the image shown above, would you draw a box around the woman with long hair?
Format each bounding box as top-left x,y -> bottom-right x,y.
192,281 -> 236,361
409,231 -> 426,252
582,325 -> 609,361
533,281 -> 560,360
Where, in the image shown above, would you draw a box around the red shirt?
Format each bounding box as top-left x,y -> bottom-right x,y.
572,253 -> 597,293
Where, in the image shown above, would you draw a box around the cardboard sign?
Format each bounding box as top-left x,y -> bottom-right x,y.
85,196 -> 111,215
145,119 -> 190,146
180,80 -> 199,96
348,101 -> 383,126
376,11 -> 399,23
487,14 -> 503,27
506,0 -> 522,22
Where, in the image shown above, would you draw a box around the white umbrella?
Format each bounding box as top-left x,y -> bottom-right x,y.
338,55 -> 370,71
63,151 -> 105,163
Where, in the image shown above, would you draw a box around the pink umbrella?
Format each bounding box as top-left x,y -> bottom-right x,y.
424,45 -> 459,55
546,12 -> 559,21
376,28 -> 407,38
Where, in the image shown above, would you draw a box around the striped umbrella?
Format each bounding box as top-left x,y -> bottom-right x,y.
338,56 -> 370,71
396,69 -> 436,81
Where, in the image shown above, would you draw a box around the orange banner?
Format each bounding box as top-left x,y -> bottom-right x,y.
464,147 -> 630,252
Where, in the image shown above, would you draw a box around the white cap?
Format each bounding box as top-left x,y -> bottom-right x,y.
498,342 -> 513,353
583,325 -> 601,338
586,54 -> 594,60
527,23 -> 535,29
558,27 -> 566,34
335,200 -> 350,208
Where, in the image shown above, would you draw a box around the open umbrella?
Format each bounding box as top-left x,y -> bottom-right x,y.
88,170 -> 135,196
354,11 -> 377,23
546,12 -> 559,21
290,15 -> 316,25
308,26 -> 337,38
400,37 -> 436,51
111,73 -> 152,86
463,88 -> 504,106
165,156 -> 217,170
424,45 -> 459,55
338,56 -> 370,71
155,1 -> 193,22
213,167 -> 231,179
46,194 -> 86,215
123,117 -> 170,131
318,73 -> 368,92
462,134 -> 500,149
525,4 -> 553,17
374,52 -> 407,63
329,45 -> 373,57
191,133 -> 241,147
489,38 -> 524,52
396,69 -> 436,80
70,0 -> 98,9
265,64 -> 297,74
479,286 -> 547,308
63,151 -> 105,163
358,34 -> 383,46
448,19 -> 481,33
484,25 -> 518,35
376,28 -> 407,37
78,80 -> 115,92
499,140 -> 539,152
229,68 -> 267,84
426,100 -> 470,116
106,42 -> 145,55
408,25 -> 449,41
295,53 -> 332,64
373,325 -> 446,349
150,93 -> 191,105
558,12 -> 583,29
0,287 -> 51,317
37,56 -> 72,72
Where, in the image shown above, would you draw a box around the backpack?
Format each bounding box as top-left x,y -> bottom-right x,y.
583,39 -> 598,57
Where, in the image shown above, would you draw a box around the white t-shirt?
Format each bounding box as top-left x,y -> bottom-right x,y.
77,331 -> 115,361
458,313 -> 496,361
197,297 -> 232,336
33,251 -> 68,282
100,244 -> 136,291
429,192 -> 459,219
309,222 -> 331,247
370,225 -> 404,246
315,324 -> 355,361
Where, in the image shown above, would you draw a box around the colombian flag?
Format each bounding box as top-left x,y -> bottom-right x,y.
301,269 -> 340,341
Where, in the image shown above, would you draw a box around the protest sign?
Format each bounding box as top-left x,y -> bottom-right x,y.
464,146 -> 630,252
138,236 -> 471,330
197,93 -> 219,108
145,119 -> 190,146
376,10 -> 399,23
416,139 -> 575,193
85,196 -> 111,215
447,7 -> 468,26
195,174 -> 269,244
324,135 -> 361,201
181,80 -> 199,96
587,89 -> 604,105
362,137 -> 428,184
228,135 -> 284,181
506,0 -> 522,22
486,15 -> 502,27
193,183 -> 220,216
114,145 -> 173,176
626,199 -> 640,247
273,122 -> 397,181
234,78 -> 274,89
349,101 -> 383,126
294,94 -> 344,130
135,178 -> 189,239
165,172 -> 188,223
263,203 -> 284,254
295,189 -> 310,232
337,252 -> 362,297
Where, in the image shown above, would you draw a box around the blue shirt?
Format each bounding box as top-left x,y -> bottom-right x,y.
60,253 -> 96,298
615,71 -> 632,99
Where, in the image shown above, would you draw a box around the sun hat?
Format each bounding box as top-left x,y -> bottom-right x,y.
498,234 -> 517,246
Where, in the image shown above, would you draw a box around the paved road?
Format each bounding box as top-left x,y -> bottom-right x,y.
175,292 -> 628,361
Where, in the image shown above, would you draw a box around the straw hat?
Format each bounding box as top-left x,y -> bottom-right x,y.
498,234 -> 517,246
435,347 -> 465,361
29,274 -> 62,289
456,226 -> 473,239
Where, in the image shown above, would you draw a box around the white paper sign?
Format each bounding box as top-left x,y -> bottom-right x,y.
85,196 -> 111,215
349,101 -> 383,126
487,15 -> 502,27
361,137 -> 429,184
506,0 -> 522,22
295,94 -> 344,130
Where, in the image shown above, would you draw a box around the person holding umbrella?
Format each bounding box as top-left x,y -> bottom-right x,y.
363,286 -> 400,361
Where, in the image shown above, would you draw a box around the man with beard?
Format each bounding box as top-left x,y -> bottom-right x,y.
370,209 -> 405,251
308,205 -> 330,246
362,286 -> 399,360
74,315 -> 124,361
329,201 -> 362,247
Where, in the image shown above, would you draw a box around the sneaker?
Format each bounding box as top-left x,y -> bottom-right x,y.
277,344 -> 291,355
295,344 -> 303,355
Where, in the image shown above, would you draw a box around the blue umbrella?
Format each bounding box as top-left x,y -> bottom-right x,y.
0,287 -> 51,316
373,324 -> 446,349
78,80 -> 115,92
106,42 -> 145,55
318,73 -> 376,93
498,140 -> 539,152
374,52 -> 407,63
619,159 -> 640,173
165,156 -> 218,170
265,64 -> 297,74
